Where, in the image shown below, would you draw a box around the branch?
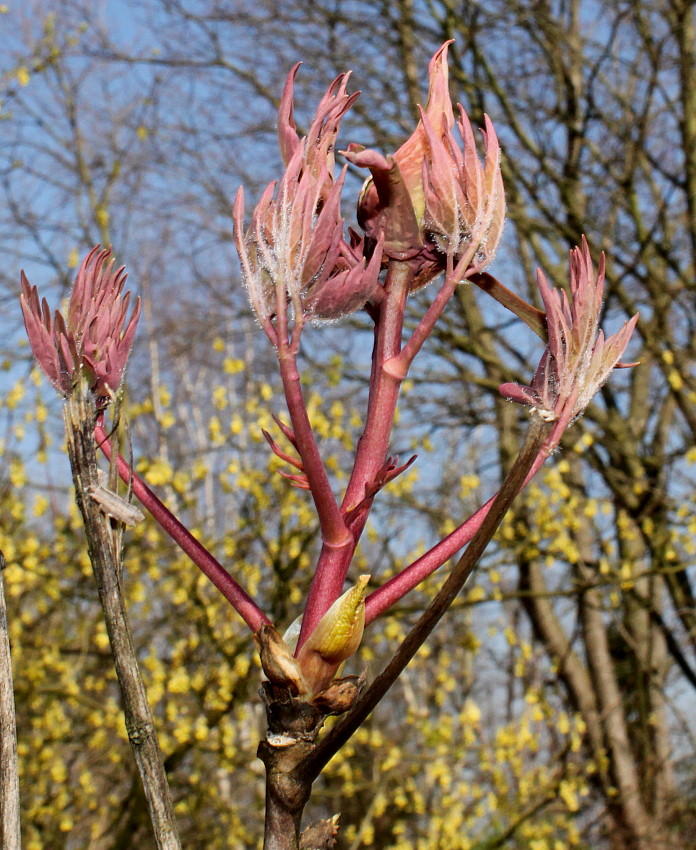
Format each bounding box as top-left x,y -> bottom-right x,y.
295,415 -> 552,783
297,259 -> 414,651
0,552 -> 21,850
364,419 -> 562,623
94,422 -> 270,632
65,393 -> 180,850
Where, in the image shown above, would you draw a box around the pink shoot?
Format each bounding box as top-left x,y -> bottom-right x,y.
21,246 -> 141,401
94,423 -> 270,632
500,237 -> 639,430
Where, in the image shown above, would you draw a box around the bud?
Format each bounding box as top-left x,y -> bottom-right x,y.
342,42 -> 505,288
300,814 -> 341,850
255,623 -> 308,697
499,238 -> 638,423
297,575 -> 370,695
234,67 -> 381,330
20,246 -> 140,401
312,674 -> 365,716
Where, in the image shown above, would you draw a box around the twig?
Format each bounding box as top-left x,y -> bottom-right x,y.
94,421 -> 269,632
296,415 -> 552,783
64,391 -> 181,850
297,259 -> 414,650
0,551 -> 21,850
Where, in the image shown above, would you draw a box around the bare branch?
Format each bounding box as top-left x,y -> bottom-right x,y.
0,552 -> 21,850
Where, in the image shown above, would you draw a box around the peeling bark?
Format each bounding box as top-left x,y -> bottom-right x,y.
258,685 -> 323,850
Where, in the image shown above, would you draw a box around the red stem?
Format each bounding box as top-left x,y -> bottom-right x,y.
383,250 -> 477,381
363,418 -> 567,624
296,259 -> 414,651
94,424 -> 270,632
277,351 -> 352,548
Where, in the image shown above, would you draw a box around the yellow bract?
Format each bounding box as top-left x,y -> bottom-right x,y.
301,574 -> 370,664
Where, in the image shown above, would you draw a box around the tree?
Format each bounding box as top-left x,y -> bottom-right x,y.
1,1 -> 694,848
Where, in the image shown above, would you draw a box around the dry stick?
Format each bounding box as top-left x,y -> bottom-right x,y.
64,393 -> 181,850
0,552 -> 21,850
296,415 -> 552,784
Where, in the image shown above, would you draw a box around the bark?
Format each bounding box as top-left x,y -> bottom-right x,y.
671,0 -> 696,265
578,574 -> 653,849
64,392 -> 180,850
519,457 -> 677,848
518,557 -> 609,786
0,552 -> 21,850
258,685 -> 323,850
566,460 -> 658,847
616,510 -> 675,823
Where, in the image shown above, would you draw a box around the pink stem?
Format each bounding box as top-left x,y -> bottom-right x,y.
297,260 -> 414,651
94,424 -> 270,632
277,351 -> 352,548
364,418 -> 567,624
383,251 -> 476,380
341,260 -> 414,528
272,264 -> 349,547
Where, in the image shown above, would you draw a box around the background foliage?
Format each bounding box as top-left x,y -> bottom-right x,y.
1,1 -> 695,847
